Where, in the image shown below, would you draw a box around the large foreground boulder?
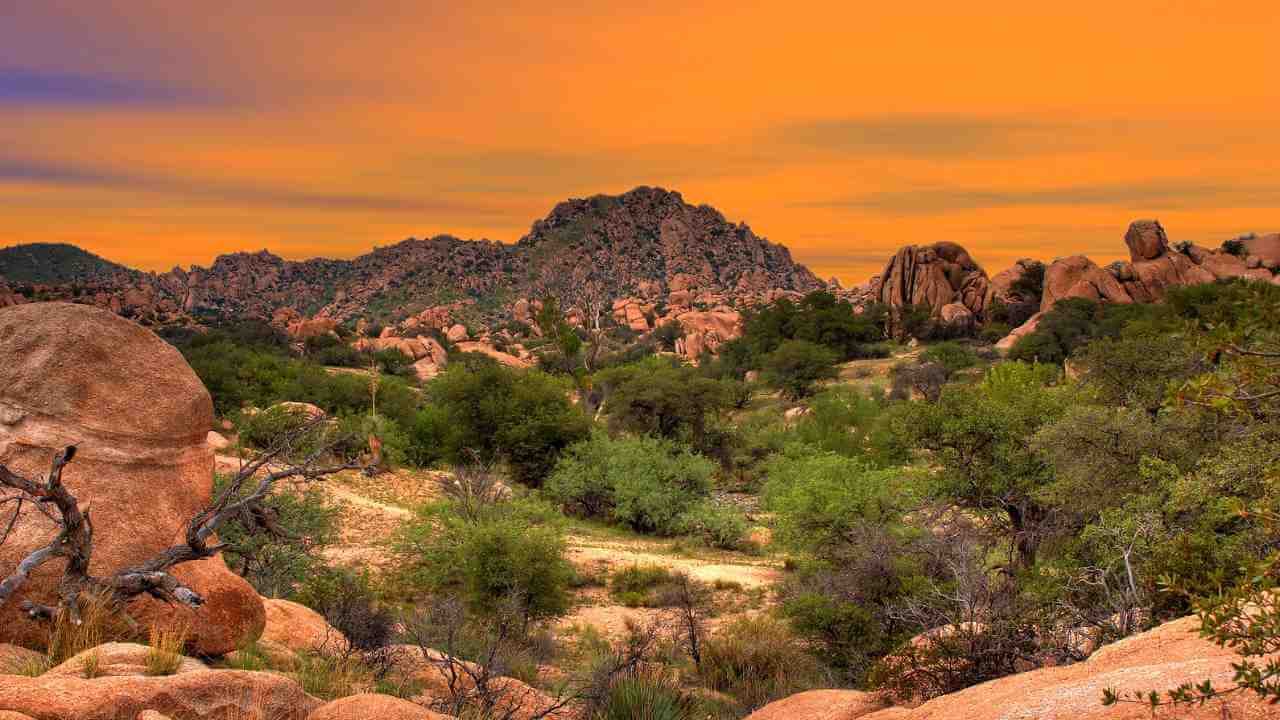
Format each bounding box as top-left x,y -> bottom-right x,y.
0,302 -> 263,654
0,670 -> 318,720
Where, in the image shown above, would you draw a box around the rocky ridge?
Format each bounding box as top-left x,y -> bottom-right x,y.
0,187 -> 821,333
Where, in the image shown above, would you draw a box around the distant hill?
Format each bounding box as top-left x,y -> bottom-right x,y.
0,187 -> 824,325
0,243 -> 141,284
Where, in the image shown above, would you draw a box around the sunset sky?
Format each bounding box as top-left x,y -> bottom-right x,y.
2,1 -> 1278,284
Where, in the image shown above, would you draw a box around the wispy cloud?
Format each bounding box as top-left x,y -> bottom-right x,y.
798,181 -> 1280,214
0,68 -> 211,107
0,157 -> 512,216
774,114 -> 1079,157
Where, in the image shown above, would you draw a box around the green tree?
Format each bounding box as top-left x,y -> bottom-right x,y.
421,363 -> 589,486
893,362 -> 1067,568
595,357 -> 731,447
762,340 -> 838,399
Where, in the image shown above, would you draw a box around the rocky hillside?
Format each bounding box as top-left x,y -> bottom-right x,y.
0,187 -> 821,328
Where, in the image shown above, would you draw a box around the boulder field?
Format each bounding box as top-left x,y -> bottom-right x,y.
0,302 -> 263,655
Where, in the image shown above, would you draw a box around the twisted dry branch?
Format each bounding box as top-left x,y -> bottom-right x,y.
0,417 -> 361,623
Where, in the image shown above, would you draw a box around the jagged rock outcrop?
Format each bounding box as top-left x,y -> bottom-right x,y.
871,242 -> 991,320
0,302 -> 264,655
672,310 -> 743,360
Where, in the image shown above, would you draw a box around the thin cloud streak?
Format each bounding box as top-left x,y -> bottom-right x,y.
0,158 -> 513,216
0,68 -> 214,107
799,181 -> 1280,215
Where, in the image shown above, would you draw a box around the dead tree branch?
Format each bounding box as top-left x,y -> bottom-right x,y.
0,416 -> 361,625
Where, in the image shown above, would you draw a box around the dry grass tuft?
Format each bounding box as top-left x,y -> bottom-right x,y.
145,622 -> 190,676
46,592 -> 131,664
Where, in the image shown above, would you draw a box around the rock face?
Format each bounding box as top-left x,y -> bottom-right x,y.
872,243 -> 991,318
0,670 -> 318,720
1039,222 -> 1277,314
0,302 -> 263,654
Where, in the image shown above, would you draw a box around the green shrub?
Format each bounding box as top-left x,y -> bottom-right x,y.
762,340 -> 838,399
609,565 -> 677,607
699,616 -> 829,713
791,387 -> 900,465
419,363 -> 589,486
394,498 -> 573,623
595,357 -> 732,448
673,502 -> 751,551
763,448 -> 906,551
544,434 -> 715,536
594,672 -> 693,720
919,341 -> 978,373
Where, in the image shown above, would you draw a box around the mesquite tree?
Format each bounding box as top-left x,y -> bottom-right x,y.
0,418 -> 359,628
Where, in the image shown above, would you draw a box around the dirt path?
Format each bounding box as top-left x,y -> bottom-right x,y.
266,462 -> 782,639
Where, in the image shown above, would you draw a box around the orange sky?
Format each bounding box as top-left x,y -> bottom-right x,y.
2,1 -> 1278,284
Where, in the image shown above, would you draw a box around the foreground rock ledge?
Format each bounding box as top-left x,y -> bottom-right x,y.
0,670 -> 319,720
750,615 -> 1278,720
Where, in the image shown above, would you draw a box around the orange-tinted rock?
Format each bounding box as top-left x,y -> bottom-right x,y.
985,259 -> 1041,307
672,310 -> 742,359
745,689 -> 887,720
875,243 -> 990,317
1040,255 -> 1132,311
0,303 -> 259,655
42,642 -> 207,679
859,615 -> 1276,720
939,303 -> 975,331
1241,233 -> 1280,268
261,599 -> 345,655
446,324 -> 468,343
1124,219 -> 1169,261
0,645 -> 44,674
453,342 -> 531,368
0,670 -> 318,720
130,551 -> 266,657
309,694 -> 454,720
286,316 -> 339,340
995,312 -> 1044,353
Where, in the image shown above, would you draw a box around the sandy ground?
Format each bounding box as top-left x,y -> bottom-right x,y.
231,457 -> 784,640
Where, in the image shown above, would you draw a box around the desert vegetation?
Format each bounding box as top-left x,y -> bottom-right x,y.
3,263 -> 1280,720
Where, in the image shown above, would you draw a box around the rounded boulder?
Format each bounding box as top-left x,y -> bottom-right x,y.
0,302 -> 262,654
